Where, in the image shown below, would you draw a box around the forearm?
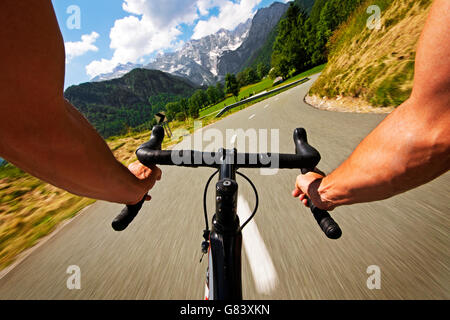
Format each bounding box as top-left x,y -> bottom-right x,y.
0,1 -> 148,204
318,97 -> 450,207
317,0 -> 450,208
1,98 -> 145,204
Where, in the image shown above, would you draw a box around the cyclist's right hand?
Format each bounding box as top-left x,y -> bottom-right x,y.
292,169 -> 335,211
127,160 -> 162,204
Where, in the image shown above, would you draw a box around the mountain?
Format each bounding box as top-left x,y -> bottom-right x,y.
88,2 -> 291,86
217,2 -> 289,76
145,19 -> 252,85
64,69 -> 198,138
91,62 -> 143,82
241,0 -> 316,70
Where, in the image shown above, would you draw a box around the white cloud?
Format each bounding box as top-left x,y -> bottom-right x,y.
122,0 -> 199,27
65,32 -> 99,63
86,0 -> 200,78
197,0 -> 227,16
192,0 -> 261,39
85,0 -> 263,78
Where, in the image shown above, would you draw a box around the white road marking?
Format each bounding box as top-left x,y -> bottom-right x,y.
237,195 -> 278,295
264,104 -> 269,109
249,114 -> 255,120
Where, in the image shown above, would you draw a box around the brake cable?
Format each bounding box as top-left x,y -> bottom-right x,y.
236,171 -> 259,231
200,170 -> 259,263
201,170 -> 259,240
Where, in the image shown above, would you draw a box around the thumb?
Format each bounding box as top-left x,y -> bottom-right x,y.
295,172 -> 325,197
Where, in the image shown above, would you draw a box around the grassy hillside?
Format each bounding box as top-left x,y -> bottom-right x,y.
309,0 -> 432,109
64,69 -> 199,138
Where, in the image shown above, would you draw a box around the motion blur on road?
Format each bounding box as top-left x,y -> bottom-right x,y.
0,75 -> 448,299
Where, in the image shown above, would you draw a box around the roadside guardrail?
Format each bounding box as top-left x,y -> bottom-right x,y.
215,77 -> 309,117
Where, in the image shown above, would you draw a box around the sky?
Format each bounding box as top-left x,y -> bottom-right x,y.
51,0 -> 289,89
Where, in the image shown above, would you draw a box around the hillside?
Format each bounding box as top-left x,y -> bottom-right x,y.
242,0 -> 316,70
64,69 -> 198,137
308,0 -> 433,111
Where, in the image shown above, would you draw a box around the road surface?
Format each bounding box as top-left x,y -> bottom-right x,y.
0,74 -> 448,299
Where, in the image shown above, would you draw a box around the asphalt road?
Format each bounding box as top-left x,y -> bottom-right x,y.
0,74 -> 448,299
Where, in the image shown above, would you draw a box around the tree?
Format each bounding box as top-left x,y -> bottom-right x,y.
236,70 -> 247,88
206,86 -> 221,105
165,101 -> 181,121
271,3 -> 310,78
257,63 -> 270,79
188,103 -> 199,118
216,82 -> 225,101
225,73 -> 239,100
179,98 -> 189,118
245,67 -> 258,84
188,89 -> 208,118
175,112 -> 186,121
271,54 -> 291,79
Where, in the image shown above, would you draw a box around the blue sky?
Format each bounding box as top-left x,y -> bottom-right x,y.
52,0 -> 288,89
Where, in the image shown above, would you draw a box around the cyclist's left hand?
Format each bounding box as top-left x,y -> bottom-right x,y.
128,160 -> 162,203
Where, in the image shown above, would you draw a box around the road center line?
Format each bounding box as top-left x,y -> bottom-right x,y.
237,195 -> 278,295
249,114 -> 255,120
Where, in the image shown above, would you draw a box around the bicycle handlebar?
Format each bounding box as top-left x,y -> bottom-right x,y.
293,128 -> 342,239
112,125 -> 342,239
134,149 -> 319,169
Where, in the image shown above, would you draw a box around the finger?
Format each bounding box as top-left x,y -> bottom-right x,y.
145,194 -> 151,201
302,199 -> 309,207
149,165 -> 162,181
292,188 -> 302,197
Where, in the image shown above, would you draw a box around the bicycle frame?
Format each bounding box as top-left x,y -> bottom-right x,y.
206,149 -> 243,300
112,125 -> 342,300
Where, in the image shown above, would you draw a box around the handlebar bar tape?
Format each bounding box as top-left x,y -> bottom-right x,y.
111,125 -> 164,231
112,197 -> 145,231
308,201 -> 342,239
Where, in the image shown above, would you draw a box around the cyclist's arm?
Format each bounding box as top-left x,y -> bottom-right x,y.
0,1 -> 160,205
293,0 -> 450,210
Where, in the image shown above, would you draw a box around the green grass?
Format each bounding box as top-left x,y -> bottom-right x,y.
199,78 -> 273,118
199,64 -> 326,118
275,64 -> 327,89
0,164 -> 25,180
310,0 -> 431,108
